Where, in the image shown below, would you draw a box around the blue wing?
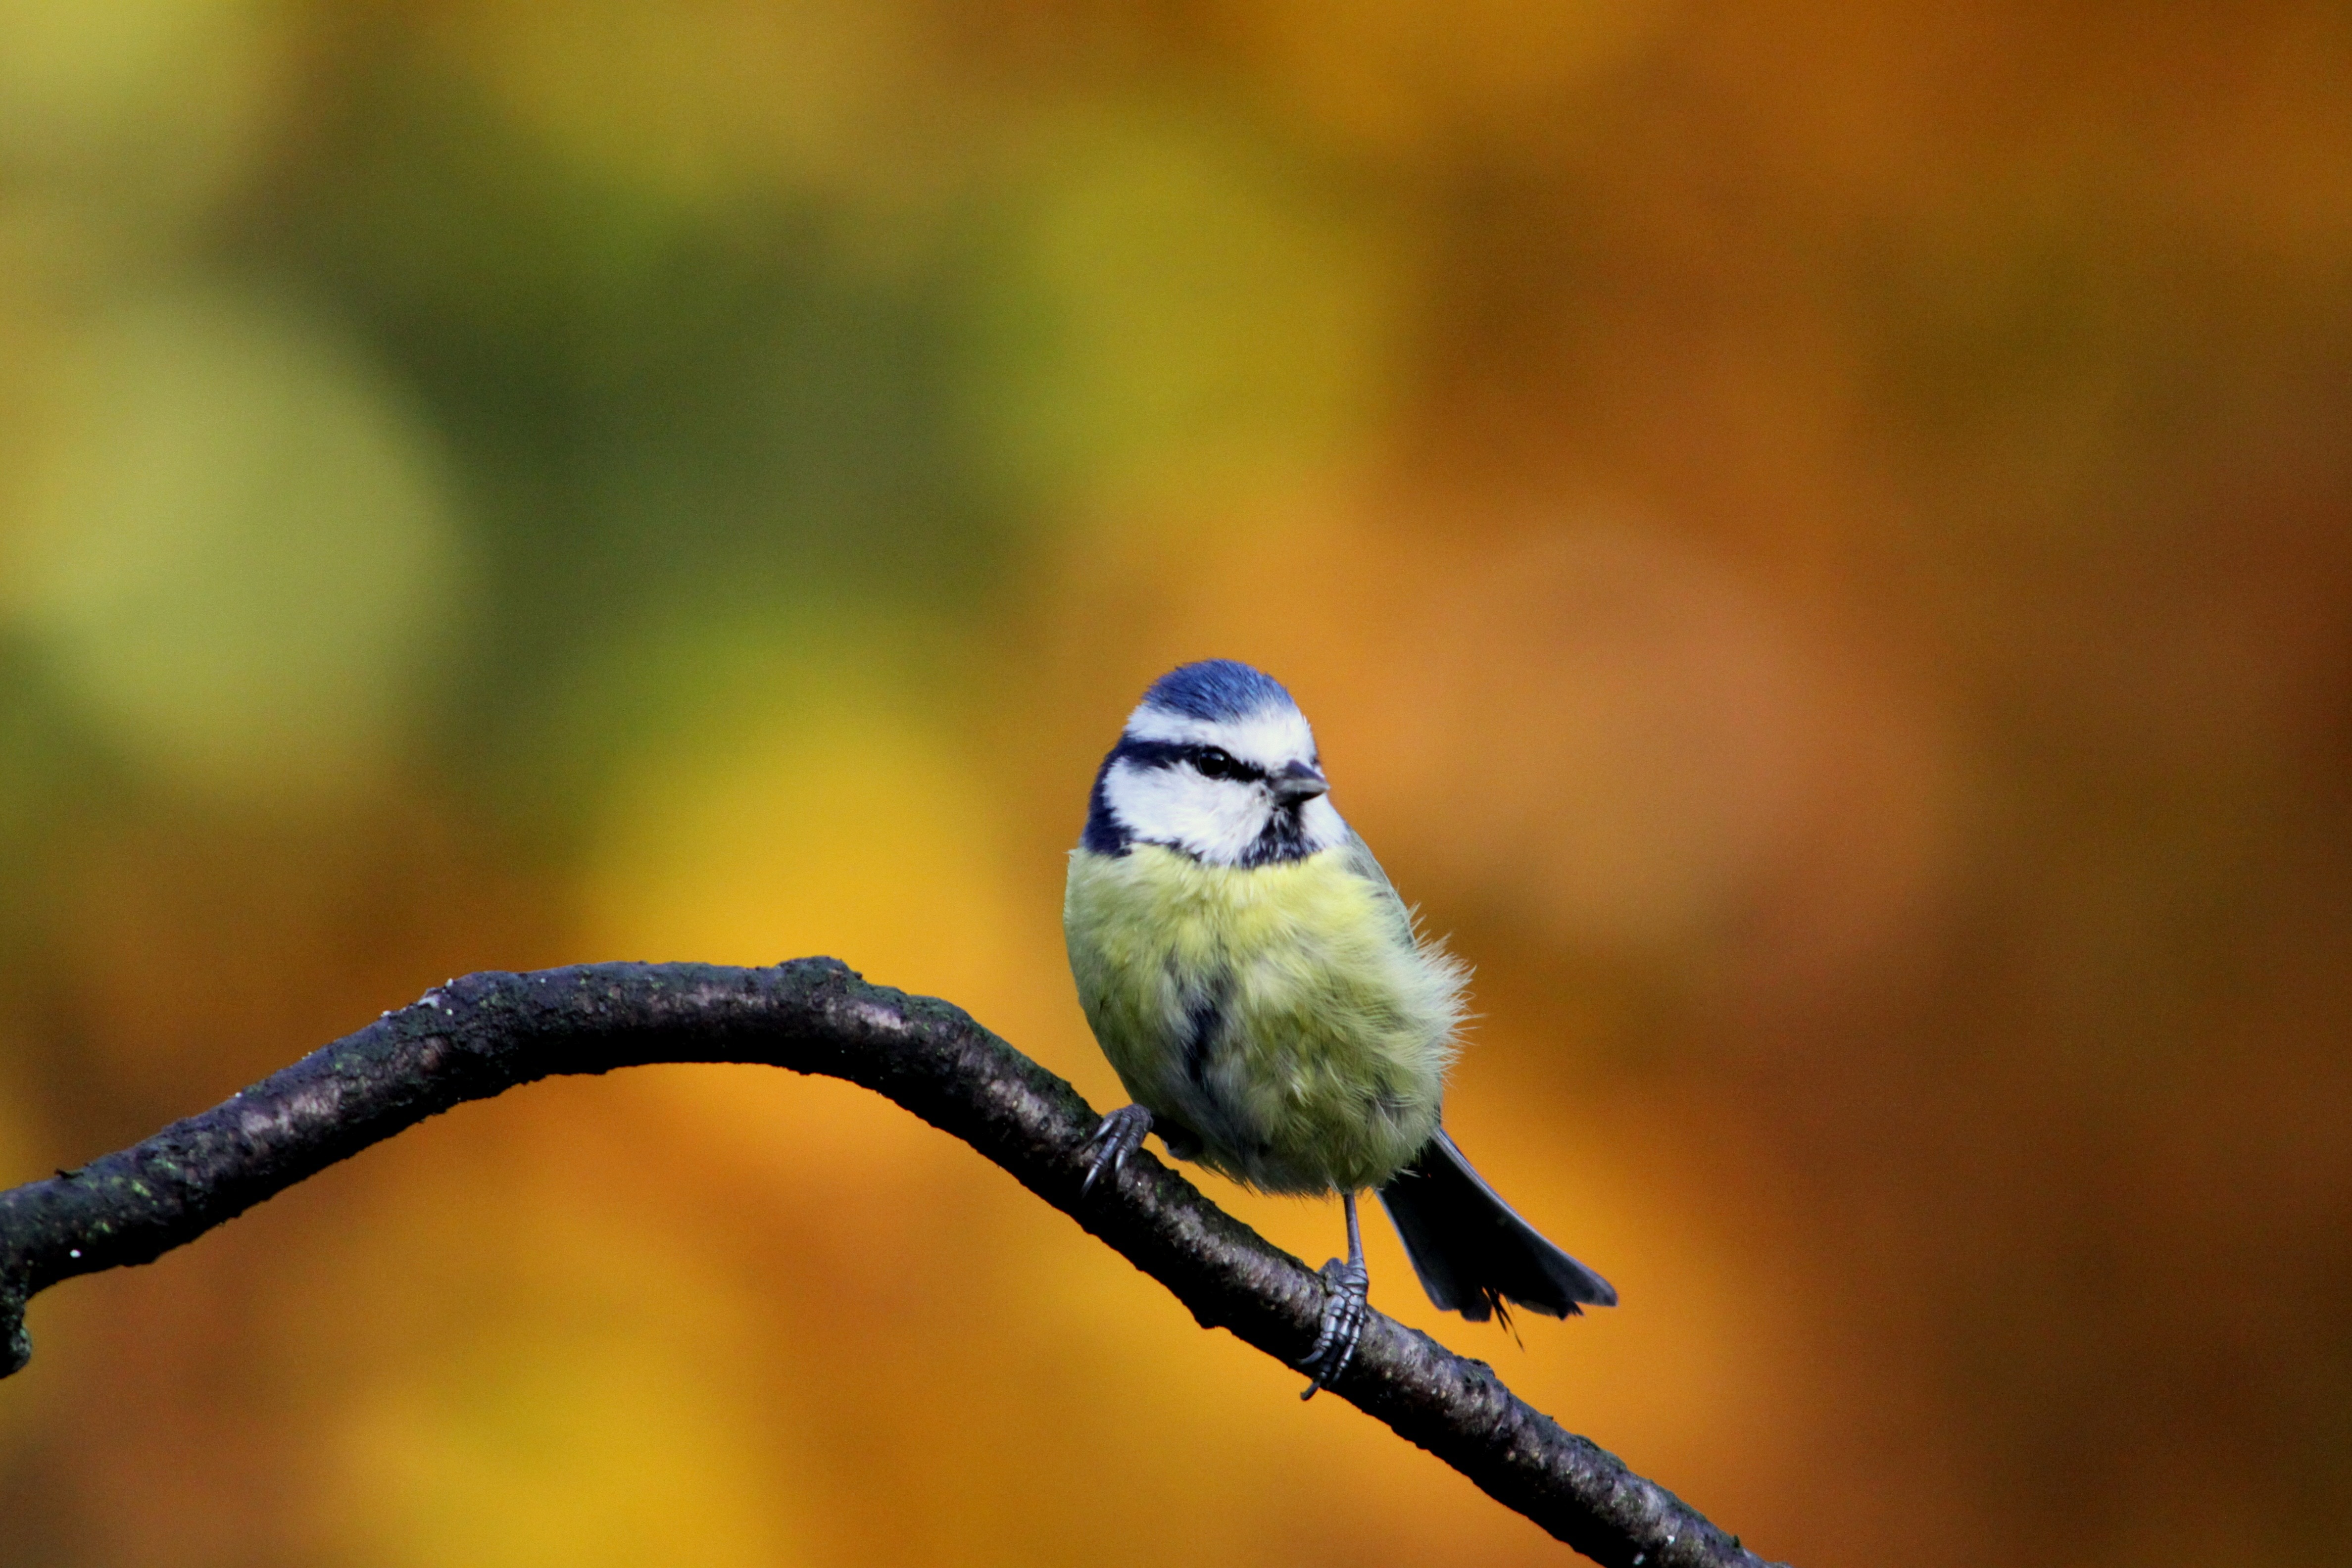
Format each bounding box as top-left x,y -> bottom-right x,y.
1335,829 -> 1425,950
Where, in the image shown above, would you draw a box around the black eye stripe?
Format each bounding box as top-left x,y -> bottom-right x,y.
1110,737 -> 1271,783
1187,745 -> 1259,782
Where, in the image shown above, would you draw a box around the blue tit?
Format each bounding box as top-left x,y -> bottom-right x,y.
1065,659 -> 1616,1394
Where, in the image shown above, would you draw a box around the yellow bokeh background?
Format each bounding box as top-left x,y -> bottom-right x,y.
5,3 -> 2352,1566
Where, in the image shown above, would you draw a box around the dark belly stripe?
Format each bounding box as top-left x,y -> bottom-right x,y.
1180,969 -> 1232,1090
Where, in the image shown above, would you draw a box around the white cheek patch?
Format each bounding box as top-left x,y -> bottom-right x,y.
1102,757 -> 1272,865
1123,702 -> 1318,774
1102,757 -> 1352,864
1297,795 -> 1348,854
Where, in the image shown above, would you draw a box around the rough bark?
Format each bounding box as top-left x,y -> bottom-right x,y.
0,959 -> 1784,1568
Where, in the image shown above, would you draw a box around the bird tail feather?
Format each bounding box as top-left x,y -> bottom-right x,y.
1376,1128 -> 1617,1322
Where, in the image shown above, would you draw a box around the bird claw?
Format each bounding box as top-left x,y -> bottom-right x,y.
1297,1256 -> 1370,1398
1080,1105 -> 1153,1196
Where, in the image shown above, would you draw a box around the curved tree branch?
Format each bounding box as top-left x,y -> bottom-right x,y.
0,960 -> 1783,1568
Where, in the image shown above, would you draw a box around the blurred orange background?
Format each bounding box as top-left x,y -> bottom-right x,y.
5,2 -> 2352,1565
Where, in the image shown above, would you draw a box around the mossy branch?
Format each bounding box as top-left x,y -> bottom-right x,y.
0,959 -> 1783,1568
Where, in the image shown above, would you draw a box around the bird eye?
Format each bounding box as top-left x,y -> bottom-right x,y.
1190,746 -> 1248,782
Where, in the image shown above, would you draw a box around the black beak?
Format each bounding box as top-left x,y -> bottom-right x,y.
1271,761 -> 1328,803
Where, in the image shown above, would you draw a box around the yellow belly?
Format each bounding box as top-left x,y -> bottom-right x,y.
1063,842 -> 1461,1193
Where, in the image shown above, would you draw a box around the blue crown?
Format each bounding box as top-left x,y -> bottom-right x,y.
1141,660 -> 1295,722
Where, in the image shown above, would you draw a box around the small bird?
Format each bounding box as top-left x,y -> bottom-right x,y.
1064,659 -> 1616,1394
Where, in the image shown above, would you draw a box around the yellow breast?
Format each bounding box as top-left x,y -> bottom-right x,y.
1062,842 -> 1461,1192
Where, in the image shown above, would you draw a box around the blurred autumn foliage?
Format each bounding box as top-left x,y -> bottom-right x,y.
5,2 -> 2352,1565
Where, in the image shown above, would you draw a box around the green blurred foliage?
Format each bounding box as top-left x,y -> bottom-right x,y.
3,2 -> 2352,1567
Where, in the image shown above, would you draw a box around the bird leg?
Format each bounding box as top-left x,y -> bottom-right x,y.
1298,1190 -> 1370,1398
1080,1104 -> 1154,1196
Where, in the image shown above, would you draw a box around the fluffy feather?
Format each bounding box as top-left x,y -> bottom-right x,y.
1065,658 -> 1615,1324
1065,837 -> 1466,1193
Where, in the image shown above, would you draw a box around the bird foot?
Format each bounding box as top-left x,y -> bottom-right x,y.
1080,1105 -> 1153,1196
1297,1256 -> 1370,1399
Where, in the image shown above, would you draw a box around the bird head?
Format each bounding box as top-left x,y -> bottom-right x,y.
1083,660 -> 1347,867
